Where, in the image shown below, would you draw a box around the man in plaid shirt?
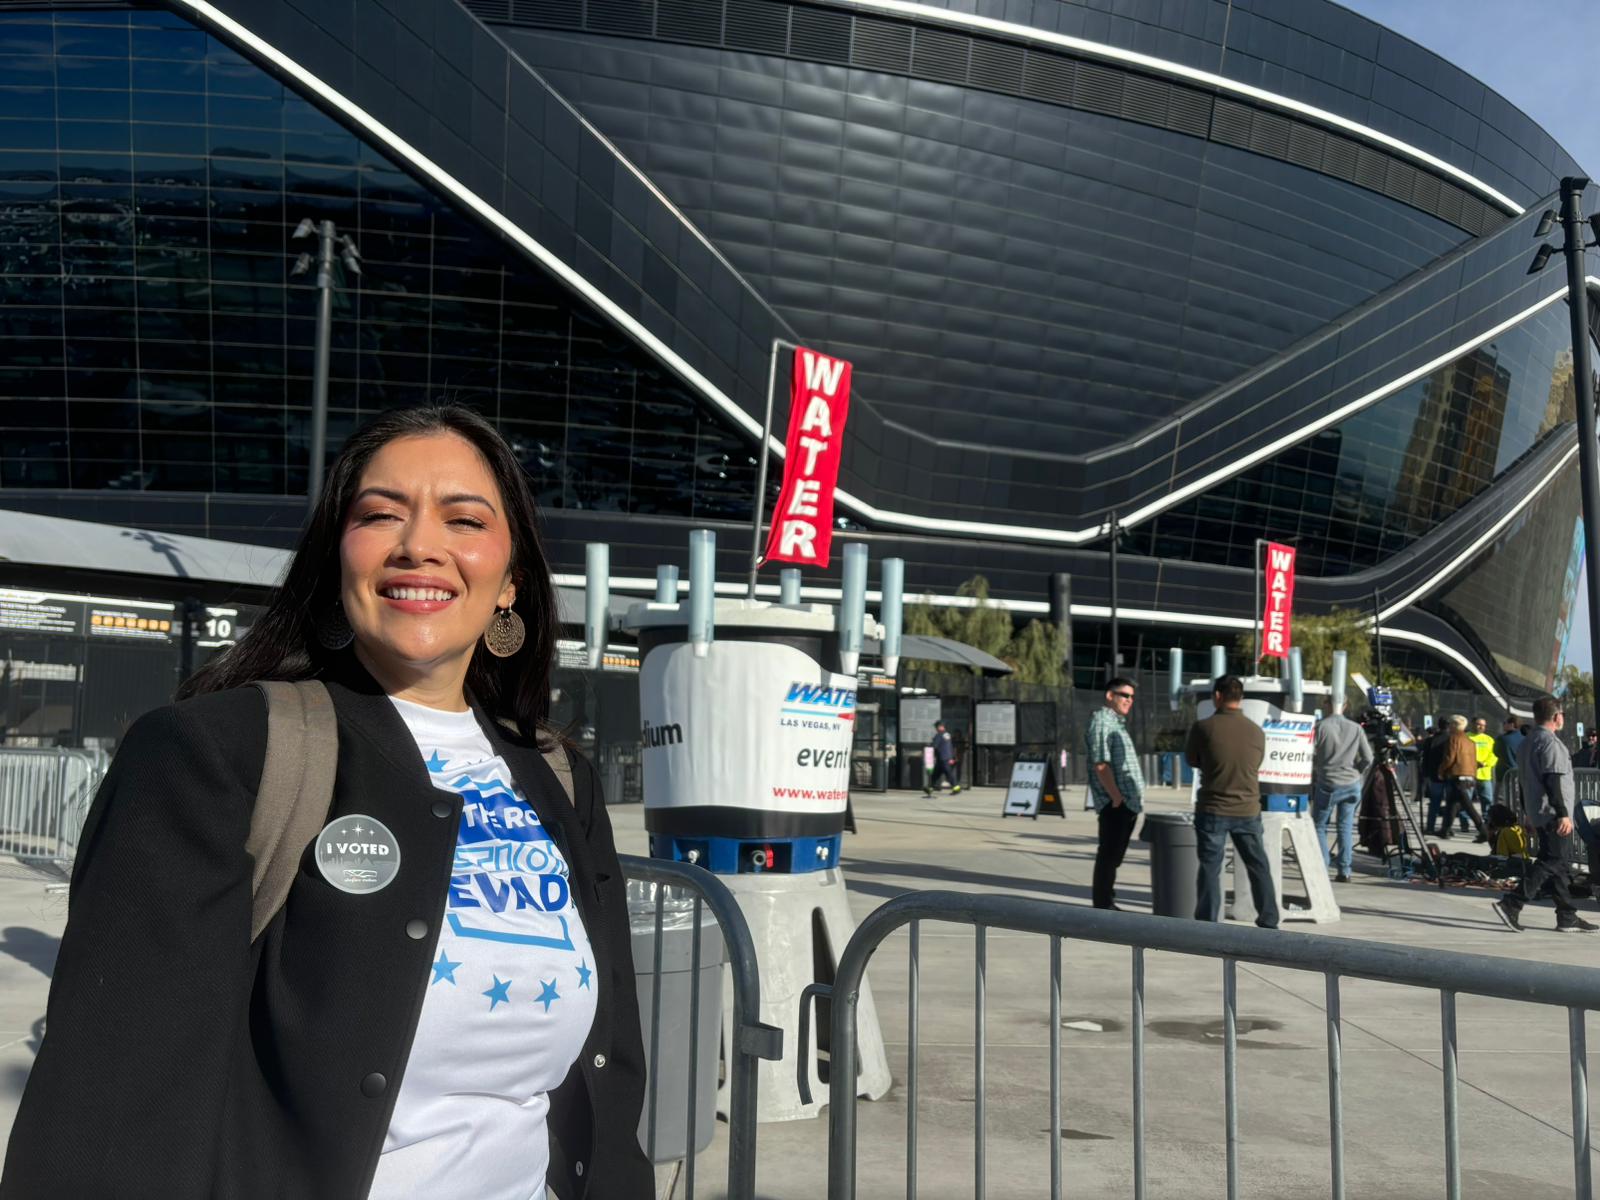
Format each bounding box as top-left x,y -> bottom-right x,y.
1086,676 -> 1145,910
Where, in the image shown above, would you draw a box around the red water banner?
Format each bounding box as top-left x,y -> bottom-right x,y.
1261,541 -> 1296,659
762,347 -> 852,568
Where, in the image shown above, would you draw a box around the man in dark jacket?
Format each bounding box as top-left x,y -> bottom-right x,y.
924,720 -> 962,795
1184,675 -> 1278,928
1495,716 -> 1524,792
1572,729 -> 1600,770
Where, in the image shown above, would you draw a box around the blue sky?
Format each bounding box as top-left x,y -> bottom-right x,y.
1336,1 -> 1600,674
1337,0 -> 1600,176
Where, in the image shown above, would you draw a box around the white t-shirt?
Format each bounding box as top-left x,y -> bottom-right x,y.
368,698 -> 598,1200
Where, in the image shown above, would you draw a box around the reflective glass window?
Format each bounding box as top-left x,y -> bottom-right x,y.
0,6 -> 753,523
1126,307 -> 1593,576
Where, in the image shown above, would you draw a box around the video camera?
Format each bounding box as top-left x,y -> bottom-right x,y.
1358,685 -> 1414,765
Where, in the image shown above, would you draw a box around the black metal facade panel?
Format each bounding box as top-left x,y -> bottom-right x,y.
0,413 -> 1571,631
27,0 -> 1561,544
794,0 -> 1580,209
473,0 -> 1517,236
503,26 -> 1468,462
0,0 -> 1586,698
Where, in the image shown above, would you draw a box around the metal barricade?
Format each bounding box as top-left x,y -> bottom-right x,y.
618,854 -> 783,1200
1503,770 -> 1597,871
809,891 -> 1600,1200
0,747 -> 107,878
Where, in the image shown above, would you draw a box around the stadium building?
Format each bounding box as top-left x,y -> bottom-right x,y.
1,0 -> 1597,747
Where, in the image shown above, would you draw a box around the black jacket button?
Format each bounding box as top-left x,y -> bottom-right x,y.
431,800 -> 451,818
361,1072 -> 387,1098
405,919 -> 428,940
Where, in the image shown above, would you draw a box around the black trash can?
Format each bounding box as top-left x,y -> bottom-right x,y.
1142,812 -> 1198,918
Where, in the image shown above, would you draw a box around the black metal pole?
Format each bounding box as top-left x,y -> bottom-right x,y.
307,219 -> 337,508
1373,586 -> 1383,684
747,339 -> 792,598
1560,177 -> 1600,695
1108,512 -> 1120,681
1253,537 -> 1266,673
1049,571 -> 1072,681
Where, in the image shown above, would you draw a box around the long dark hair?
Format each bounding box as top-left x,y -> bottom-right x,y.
179,404 -> 558,742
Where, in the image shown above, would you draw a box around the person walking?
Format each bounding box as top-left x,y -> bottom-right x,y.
1185,675 -> 1279,928
1086,676 -> 1144,910
1,406 -> 653,1200
1312,703 -> 1373,883
1437,715 -> 1490,842
1572,729 -> 1600,770
923,719 -> 962,795
1492,697 -> 1598,933
1470,717 -> 1499,811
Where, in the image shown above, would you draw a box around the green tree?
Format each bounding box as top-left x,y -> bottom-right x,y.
903,575 -> 1064,683
1236,607 -> 1374,681
1000,618 -> 1066,686
1376,668 -> 1429,693
1232,607 -> 1431,704
1559,664 -> 1595,702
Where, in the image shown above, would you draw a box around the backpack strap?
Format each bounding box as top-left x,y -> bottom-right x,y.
247,680 -> 339,944
540,732 -> 576,806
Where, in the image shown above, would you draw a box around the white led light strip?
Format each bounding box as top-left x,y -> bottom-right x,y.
831,0 -> 1525,216
558,401 -> 1585,708
1378,441 -> 1580,623
175,0 -> 1589,588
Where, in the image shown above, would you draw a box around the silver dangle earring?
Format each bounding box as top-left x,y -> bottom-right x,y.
483,606 -> 526,657
317,601 -> 355,650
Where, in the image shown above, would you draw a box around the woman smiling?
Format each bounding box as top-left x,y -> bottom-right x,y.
2,406 -> 651,1200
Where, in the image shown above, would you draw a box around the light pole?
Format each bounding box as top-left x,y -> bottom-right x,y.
1107,511 -> 1120,682
292,218 -> 361,507
747,337 -> 799,597
1529,178 -> 1600,694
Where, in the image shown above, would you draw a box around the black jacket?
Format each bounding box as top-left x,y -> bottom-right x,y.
2,666 -> 652,1200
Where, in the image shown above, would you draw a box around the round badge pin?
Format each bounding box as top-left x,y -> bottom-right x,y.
315,814 -> 401,895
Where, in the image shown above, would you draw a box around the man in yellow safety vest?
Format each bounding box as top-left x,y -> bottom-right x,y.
1471,717 -> 1499,810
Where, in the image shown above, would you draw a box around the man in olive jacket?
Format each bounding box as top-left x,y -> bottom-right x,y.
1185,675 -> 1279,928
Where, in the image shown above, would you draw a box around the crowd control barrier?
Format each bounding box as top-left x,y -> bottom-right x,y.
805,890 -> 1600,1200
0,747 -> 107,880
1499,768 -> 1600,872
619,854 -> 783,1200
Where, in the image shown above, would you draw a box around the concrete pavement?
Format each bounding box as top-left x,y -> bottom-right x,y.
1,785 -> 1594,1198
625,785 -> 1598,1199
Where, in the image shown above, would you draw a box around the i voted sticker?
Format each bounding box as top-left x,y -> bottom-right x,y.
316,815 -> 400,894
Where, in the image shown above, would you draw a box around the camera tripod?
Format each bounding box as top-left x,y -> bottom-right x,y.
1362,756 -> 1440,885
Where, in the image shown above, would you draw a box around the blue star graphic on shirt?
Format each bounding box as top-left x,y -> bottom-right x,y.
431,951 -> 460,985
425,750 -> 449,773
536,978 -> 560,1012
483,976 -> 512,1010
576,960 -> 592,990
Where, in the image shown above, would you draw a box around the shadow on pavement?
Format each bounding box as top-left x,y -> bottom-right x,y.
0,927 -> 61,978
842,858 -> 1149,905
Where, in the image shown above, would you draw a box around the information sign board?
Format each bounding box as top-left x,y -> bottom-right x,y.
900,697 -> 942,747
0,589 -> 175,643
1002,757 -> 1065,819
975,701 -> 1016,746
